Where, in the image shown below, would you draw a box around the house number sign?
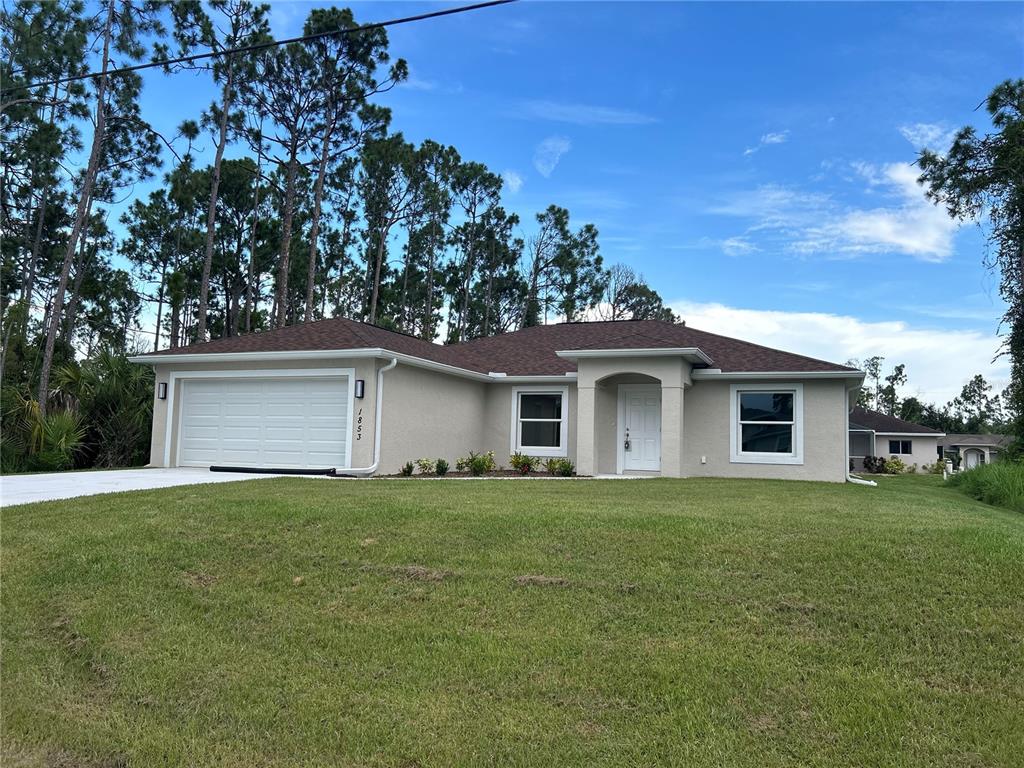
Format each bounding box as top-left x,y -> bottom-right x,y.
356,408 -> 363,441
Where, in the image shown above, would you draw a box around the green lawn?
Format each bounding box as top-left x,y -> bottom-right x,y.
2,476 -> 1022,767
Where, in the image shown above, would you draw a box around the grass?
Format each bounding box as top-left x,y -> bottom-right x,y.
947,460 -> 1024,513
2,475 -> 1023,767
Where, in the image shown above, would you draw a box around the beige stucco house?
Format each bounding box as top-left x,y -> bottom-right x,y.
129,318 -> 868,482
848,407 -> 944,472
939,434 -> 1014,469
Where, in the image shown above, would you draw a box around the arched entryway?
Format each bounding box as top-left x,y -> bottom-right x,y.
963,448 -> 985,470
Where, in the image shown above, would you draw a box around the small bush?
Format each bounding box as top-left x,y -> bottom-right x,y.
457,450 -> 496,473
435,458 -> 449,476
884,457 -> 907,474
922,460 -> 945,475
414,458 -> 435,475
510,453 -> 537,475
543,457 -> 574,476
468,454 -> 489,476
947,460 -> 1024,513
400,461 -> 414,476
862,455 -> 885,473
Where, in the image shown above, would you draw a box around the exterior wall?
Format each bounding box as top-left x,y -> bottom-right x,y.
146,357 -> 377,468
377,363 -> 488,474
683,378 -> 848,482
143,354 -> 855,483
873,434 -> 940,472
480,383 -> 578,467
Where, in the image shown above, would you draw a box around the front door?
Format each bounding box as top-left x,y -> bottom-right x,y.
964,449 -> 982,469
620,385 -> 661,472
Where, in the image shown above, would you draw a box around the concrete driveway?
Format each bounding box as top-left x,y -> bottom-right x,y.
1,467 -> 291,507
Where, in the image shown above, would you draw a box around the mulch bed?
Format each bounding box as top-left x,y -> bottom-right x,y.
378,470 -> 580,479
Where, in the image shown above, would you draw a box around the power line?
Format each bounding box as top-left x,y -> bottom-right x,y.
7,0 -> 518,93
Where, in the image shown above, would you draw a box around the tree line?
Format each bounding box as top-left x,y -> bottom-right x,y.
1,0 -> 675,402
850,356 -> 1014,435
1,0 -> 676,470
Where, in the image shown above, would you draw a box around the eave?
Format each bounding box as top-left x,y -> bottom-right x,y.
555,347 -> 714,365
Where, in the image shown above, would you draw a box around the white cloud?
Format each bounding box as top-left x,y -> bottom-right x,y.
533,136 -> 571,177
744,130 -> 790,156
399,76 -> 438,92
721,236 -> 760,256
798,162 -> 958,260
520,100 -> 658,126
397,74 -> 463,95
898,122 -> 958,153
502,169 -> 524,194
668,300 -> 1009,404
710,161 -> 959,261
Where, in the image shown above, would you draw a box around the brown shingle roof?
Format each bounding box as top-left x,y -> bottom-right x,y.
134,318 -> 858,376
849,407 -> 943,434
939,433 -> 1015,448
452,321 -> 857,375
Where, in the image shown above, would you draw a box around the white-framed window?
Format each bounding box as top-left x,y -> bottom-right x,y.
510,386 -> 569,457
729,383 -> 804,465
888,439 -> 912,455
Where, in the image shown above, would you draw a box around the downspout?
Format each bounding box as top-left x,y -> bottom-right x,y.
339,357 -> 398,476
845,380 -> 877,487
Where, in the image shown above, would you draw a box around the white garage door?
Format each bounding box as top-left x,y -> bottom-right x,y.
178,376 -> 350,469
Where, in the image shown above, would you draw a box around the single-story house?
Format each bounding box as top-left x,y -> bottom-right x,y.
848,407 -> 944,472
128,318 -> 868,482
939,433 -> 1014,469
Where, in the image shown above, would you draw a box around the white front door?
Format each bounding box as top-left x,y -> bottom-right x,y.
964,449 -> 982,469
620,385 -> 661,472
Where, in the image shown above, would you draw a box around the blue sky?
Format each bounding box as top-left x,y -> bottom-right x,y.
132,1 -> 1023,403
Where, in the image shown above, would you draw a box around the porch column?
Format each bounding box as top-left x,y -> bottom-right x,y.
661,384 -> 684,478
576,385 -> 597,476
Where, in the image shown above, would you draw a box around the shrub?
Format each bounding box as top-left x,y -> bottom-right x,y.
883,457 -> 907,474
400,461 -> 414,476
1,392 -> 85,472
468,454 -> 489,476
544,457 -> 574,477
862,455 -> 885,473
946,460 -> 1024,513
457,451 -> 496,473
414,458 -> 435,475
922,460 -> 945,475
435,458 -> 449,476
509,452 -> 537,474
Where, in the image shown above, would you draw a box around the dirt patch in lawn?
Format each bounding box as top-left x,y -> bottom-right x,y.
2,743 -> 129,768
182,570 -> 217,589
514,574 -> 570,588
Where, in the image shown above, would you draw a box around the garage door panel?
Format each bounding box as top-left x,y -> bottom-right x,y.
220,426 -> 263,441
179,375 -> 349,468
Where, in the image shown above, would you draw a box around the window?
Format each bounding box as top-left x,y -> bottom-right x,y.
729,384 -> 803,465
512,387 -> 568,457
888,439 -> 912,455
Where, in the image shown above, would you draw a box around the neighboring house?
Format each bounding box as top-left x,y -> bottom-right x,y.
128,318 -> 867,482
939,434 -> 1014,469
848,407 -> 944,472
